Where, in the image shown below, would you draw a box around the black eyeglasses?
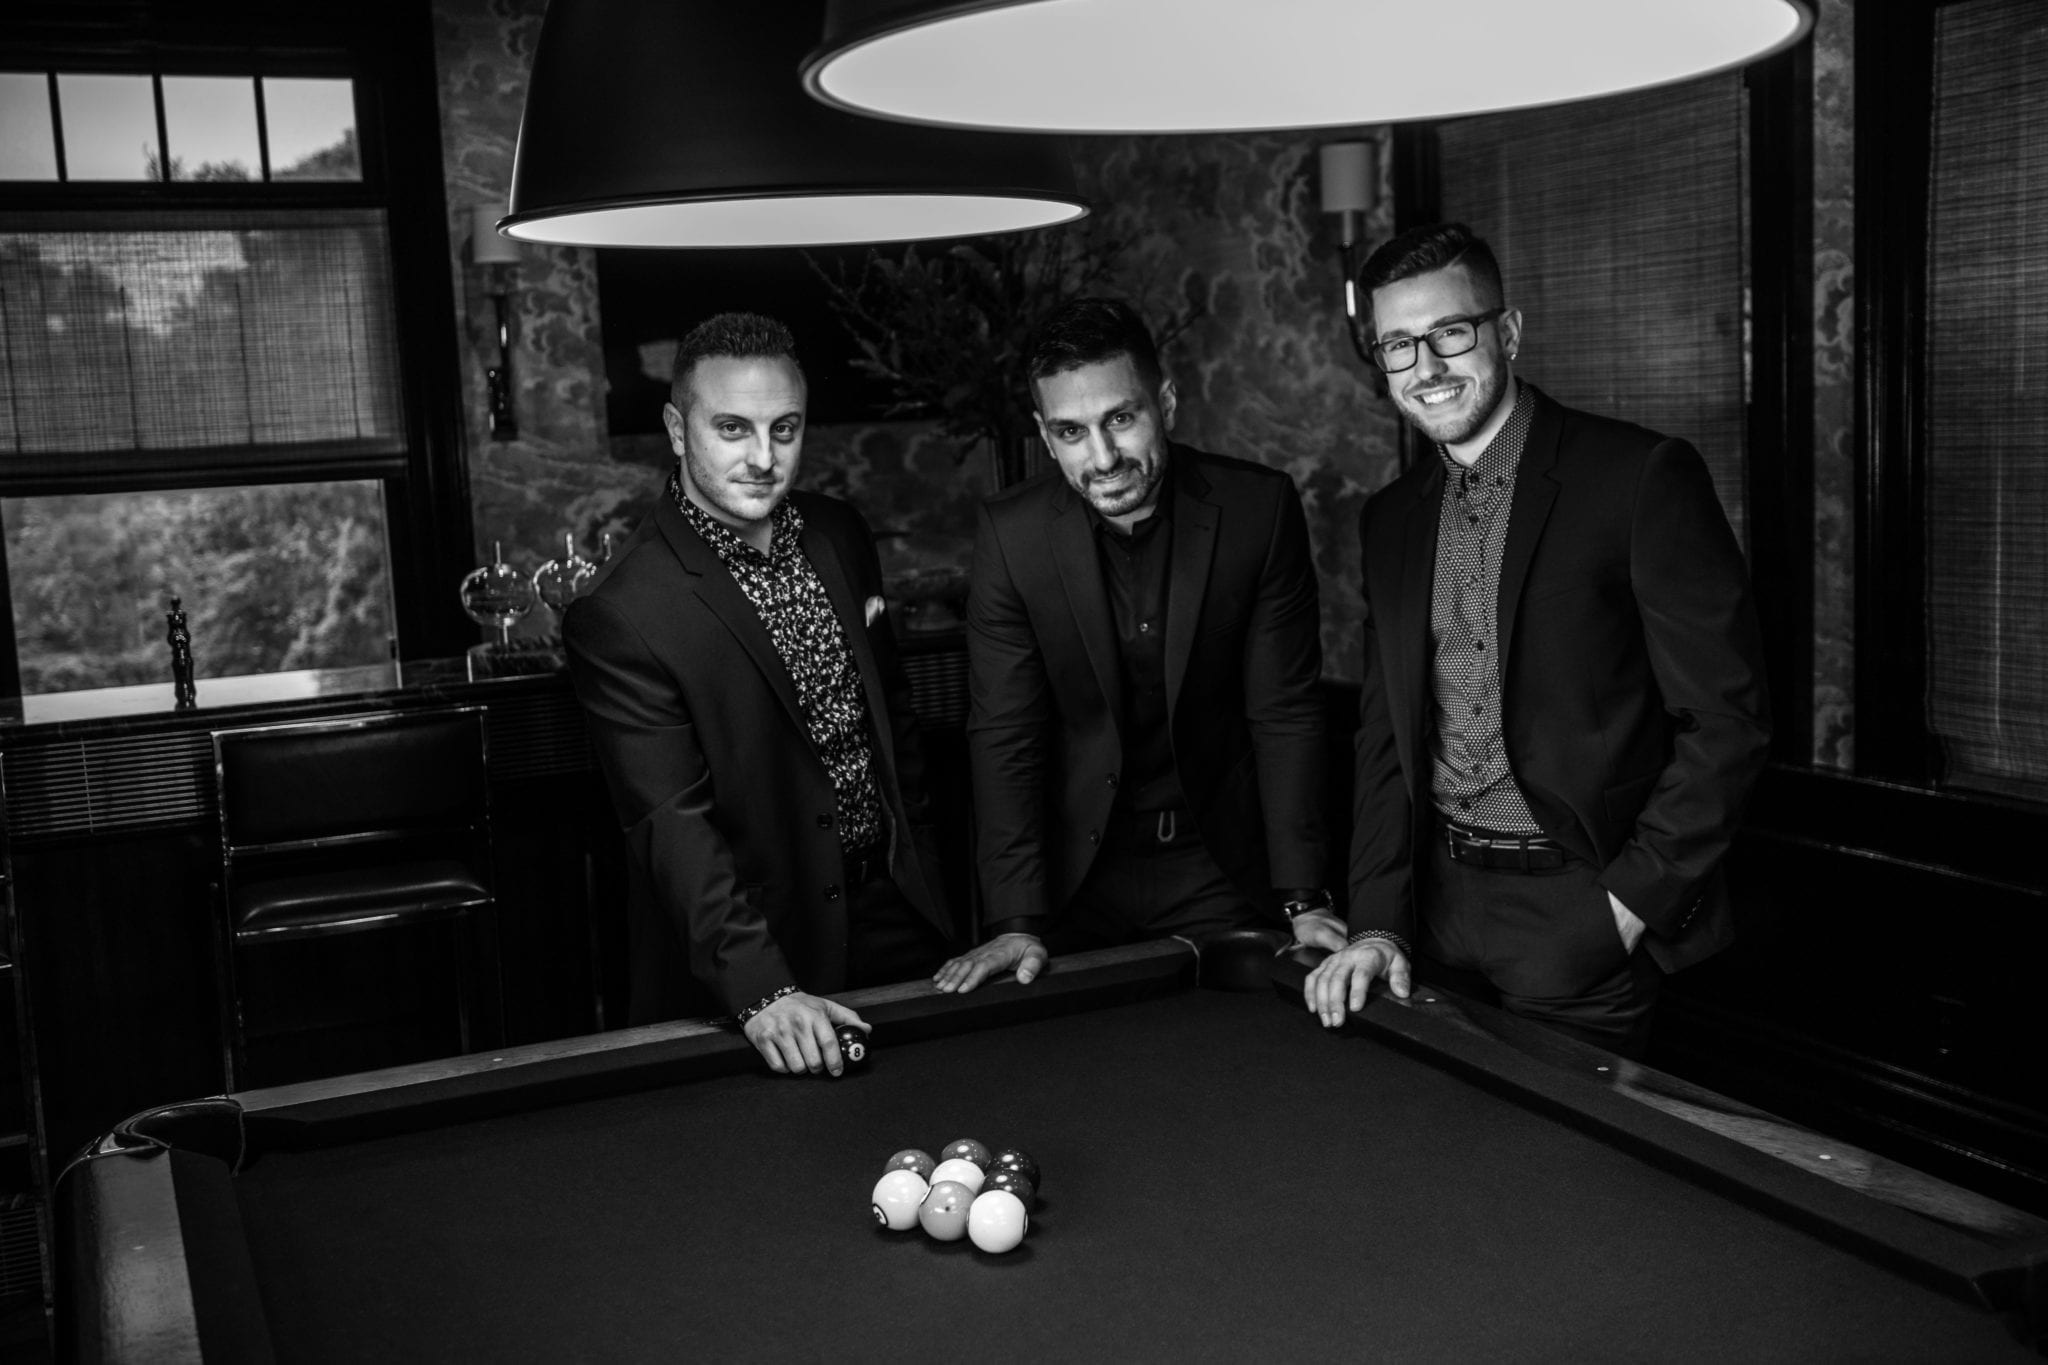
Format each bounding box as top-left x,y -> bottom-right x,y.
1370,307 -> 1506,374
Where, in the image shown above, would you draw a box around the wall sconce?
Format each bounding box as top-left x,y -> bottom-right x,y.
471,204 -> 522,441
1318,141 -> 1378,368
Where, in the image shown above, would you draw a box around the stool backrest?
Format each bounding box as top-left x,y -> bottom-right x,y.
213,708 -> 489,854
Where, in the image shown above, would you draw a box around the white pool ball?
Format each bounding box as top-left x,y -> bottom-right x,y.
967,1190 -> 1029,1254
929,1157 -> 986,1194
871,1169 -> 929,1231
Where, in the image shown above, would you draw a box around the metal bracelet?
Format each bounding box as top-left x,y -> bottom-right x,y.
735,983 -> 799,1024
1346,929 -> 1411,957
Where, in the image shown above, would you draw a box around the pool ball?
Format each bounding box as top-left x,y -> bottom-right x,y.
883,1148 -> 936,1181
967,1190 -> 1029,1254
990,1147 -> 1041,1192
835,1025 -> 869,1068
930,1157 -> 986,1194
982,1169 -> 1035,1205
940,1137 -> 992,1169
918,1180 -> 974,1241
871,1170 -> 928,1231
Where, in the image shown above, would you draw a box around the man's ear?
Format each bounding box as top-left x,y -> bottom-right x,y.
1157,379 -> 1178,433
662,402 -> 687,455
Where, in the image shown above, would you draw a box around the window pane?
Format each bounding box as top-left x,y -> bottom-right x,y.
262,77 -> 359,182
1,480 -> 395,694
56,73 -> 160,181
1439,75 -> 1749,544
0,73 -> 58,181
161,75 -> 259,183
0,209 -> 406,481
1923,0 -> 2048,799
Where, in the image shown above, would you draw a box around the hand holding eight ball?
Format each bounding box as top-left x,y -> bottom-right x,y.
835,1025 -> 869,1069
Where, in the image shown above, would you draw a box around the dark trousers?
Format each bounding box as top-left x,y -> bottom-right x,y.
1051,815 -> 1270,953
1418,834 -> 1662,1058
846,875 -> 953,989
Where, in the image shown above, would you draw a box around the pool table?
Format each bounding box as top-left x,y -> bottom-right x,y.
59,940 -> 2047,1362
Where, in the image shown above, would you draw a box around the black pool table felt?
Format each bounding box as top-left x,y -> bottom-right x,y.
222,987 -> 2034,1363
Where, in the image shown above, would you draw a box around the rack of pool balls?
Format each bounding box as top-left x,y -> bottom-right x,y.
870,1139 -> 1039,1254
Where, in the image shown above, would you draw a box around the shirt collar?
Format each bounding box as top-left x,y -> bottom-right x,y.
1434,382 -> 1533,485
669,467 -> 801,562
1085,453 -> 1178,541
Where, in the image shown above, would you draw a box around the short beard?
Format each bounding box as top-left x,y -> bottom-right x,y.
1402,366 -> 1509,447
1079,457 -> 1165,518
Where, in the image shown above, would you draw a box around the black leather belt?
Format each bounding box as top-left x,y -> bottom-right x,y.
1442,820 -> 1568,872
842,844 -> 889,887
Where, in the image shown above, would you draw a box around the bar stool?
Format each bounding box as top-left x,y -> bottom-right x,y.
210,706 -> 500,1091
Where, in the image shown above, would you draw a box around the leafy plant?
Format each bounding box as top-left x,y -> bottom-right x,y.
813,226 -> 1202,478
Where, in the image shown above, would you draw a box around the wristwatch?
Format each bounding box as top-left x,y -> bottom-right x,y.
1279,889 -> 1334,921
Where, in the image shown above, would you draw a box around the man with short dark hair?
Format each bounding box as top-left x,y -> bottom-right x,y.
1306,223 -> 1771,1057
935,297 -> 1338,993
566,312 -> 954,1075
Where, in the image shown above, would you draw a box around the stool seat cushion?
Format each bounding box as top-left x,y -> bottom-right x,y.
231,858 -> 490,934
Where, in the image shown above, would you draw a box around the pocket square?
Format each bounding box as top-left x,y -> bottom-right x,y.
864,595 -> 886,626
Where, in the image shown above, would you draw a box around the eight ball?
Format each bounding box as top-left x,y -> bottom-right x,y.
835,1025 -> 869,1069
989,1147 -> 1041,1192
982,1168 -> 1035,1205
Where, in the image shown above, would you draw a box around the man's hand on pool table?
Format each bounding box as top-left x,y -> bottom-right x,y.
1303,939 -> 1412,1028
742,993 -> 870,1076
932,933 -> 1050,994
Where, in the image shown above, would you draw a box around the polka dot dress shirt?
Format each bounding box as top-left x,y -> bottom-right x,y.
1428,385 -> 1544,834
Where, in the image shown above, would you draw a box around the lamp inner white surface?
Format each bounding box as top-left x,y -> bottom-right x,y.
500,194 -> 1086,249
813,0 -> 1809,133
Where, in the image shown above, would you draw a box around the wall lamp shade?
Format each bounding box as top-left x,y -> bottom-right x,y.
501,0 -> 1086,247
804,0 -> 1814,134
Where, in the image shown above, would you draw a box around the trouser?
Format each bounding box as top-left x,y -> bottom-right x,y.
1050,808 -> 1271,953
1418,832 -> 1662,1059
845,873 -> 953,989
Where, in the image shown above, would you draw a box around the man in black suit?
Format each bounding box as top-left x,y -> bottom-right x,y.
565,312 -> 954,1075
936,298 -> 1339,993
1307,223 -> 1771,1056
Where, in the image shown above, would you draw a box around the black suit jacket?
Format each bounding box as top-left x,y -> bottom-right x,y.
1350,385 -> 1771,972
564,490 -> 952,1022
968,445 -> 1325,928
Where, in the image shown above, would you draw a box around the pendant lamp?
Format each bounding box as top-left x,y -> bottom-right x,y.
500,0 -> 1086,248
803,0 -> 1814,134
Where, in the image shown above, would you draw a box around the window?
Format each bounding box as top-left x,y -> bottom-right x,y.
0,64 -> 407,695
1435,75 -> 1751,544
1921,0 -> 2048,798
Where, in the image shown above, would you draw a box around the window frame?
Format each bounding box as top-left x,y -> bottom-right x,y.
0,2 -> 476,698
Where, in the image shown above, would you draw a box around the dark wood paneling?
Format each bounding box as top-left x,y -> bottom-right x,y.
1852,1 -> 1940,779
1745,40 -> 1817,762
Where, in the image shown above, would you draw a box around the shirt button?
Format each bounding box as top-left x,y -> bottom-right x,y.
1467,514 -> 1479,525
816,813 -> 833,828
1088,829 -> 1101,845
1139,621 -> 1152,633
1106,773 -> 1119,787
1471,705 -> 1481,715
1458,799 -> 1472,811
1474,639 -> 1486,651
823,884 -> 841,901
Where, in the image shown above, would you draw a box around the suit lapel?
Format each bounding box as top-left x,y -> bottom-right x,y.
1497,385 -> 1562,684
1048,484 -> 1124,734
799,506 -> 900,795
656,495 -> 807,738
1162,453 -> 1217,717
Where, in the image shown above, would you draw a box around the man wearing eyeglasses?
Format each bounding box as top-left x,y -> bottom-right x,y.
1305,222 -> 1770,1057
